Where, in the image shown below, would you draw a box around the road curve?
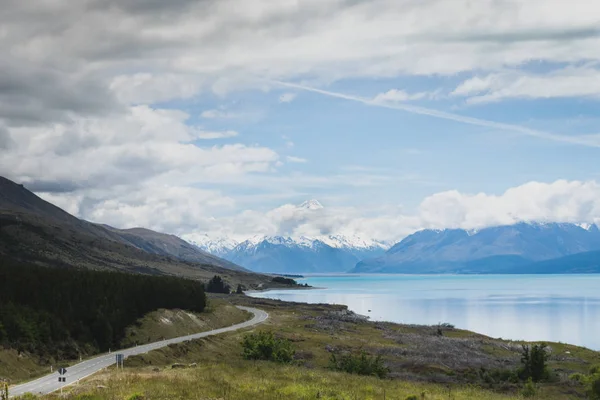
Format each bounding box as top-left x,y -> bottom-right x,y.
9,306 -> 268,397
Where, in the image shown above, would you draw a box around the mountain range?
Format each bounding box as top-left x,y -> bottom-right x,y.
190,233 -> 390,274
0,176 -> 272,288
353,222 -> 600,274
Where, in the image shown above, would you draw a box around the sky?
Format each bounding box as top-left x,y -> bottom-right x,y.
2,0 -> 600,243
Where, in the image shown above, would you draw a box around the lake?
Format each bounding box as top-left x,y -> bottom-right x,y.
248,274 -> 600,350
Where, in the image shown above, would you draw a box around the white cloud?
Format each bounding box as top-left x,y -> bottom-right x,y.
1,105 -> 279,191
286,156 -> 307,163
418,180 -> 600,230
200,109 -> 242,119
196,130 -> 239,139
452,66 -> 600,104
3,0 -> 600,127
373,89 -> 433,103
279,93 -> 297,103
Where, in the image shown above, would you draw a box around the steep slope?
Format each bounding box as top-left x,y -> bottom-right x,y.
103,227 -> 247,272
0,176 -> 260,285
353,223 -> 600,273
227,236 -> 360,273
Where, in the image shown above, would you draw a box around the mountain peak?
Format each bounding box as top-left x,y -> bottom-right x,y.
299,199 -> 324,210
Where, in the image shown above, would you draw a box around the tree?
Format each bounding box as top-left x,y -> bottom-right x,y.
519,343 -> 549,382
205,275 -> 231,294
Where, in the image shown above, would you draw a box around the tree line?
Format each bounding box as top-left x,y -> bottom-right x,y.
0,258 -> 206,359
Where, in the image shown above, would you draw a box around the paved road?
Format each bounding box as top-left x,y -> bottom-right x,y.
9,306 -> 268,397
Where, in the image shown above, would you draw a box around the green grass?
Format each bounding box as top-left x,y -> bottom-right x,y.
120,299 -> 251,347
50,362 -> 523,400
13,295 -> 600,399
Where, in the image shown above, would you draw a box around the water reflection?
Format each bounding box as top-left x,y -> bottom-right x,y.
249,274 -> 600,349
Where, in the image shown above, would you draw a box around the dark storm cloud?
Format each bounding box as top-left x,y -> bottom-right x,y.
23,179 -> 83,193
0,60 -> 122,126
446,27 -> 600,44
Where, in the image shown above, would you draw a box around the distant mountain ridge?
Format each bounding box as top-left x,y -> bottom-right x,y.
352,222 -> 600,274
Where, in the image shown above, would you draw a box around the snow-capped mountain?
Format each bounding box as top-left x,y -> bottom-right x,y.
226,235 -> 360,273
182,199 -> 390,273
186,233 -> 389,274
299,199 -> 324,210
184,234 -> 239,257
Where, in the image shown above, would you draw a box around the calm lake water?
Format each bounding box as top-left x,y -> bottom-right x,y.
248,274 -> 600,350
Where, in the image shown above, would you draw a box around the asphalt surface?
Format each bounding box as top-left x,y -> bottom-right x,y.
9,306 -> 268,397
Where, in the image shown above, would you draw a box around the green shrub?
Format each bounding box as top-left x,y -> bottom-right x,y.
518,343 -> 549,382
521,378 -> 537,398
405,396 -> 418,400
241,331 -> 295,363
589,374 -> 600,400
590,365 -> 600,375
126,394 -> 145,400
329,350 -> 389,379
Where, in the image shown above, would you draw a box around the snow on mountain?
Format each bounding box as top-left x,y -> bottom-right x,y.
299,199 -> 324,210
318,234 -> 390,250
184,234 -> 239,257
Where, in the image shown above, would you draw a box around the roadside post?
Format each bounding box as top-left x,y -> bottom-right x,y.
1,379 -> 9,400
58,367 -> 67,395
116,353 -> 125,371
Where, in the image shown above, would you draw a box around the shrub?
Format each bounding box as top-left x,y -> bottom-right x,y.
518,343 -> 549,382
521,378 -> 537,398
126,394 -> 145,400
236,284 -> 244,294
205,275 -> 231,294
329,350 -> 389,379
405,396 -> 418,400
241,331 -> 295,363
589,374 -> 600,400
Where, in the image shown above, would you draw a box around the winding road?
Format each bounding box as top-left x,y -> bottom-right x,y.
9,306 -> 268,397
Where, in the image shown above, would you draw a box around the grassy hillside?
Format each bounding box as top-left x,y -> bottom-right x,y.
37,295 -> 600,400
120,300 -> 251,348
0,176 -> 263,283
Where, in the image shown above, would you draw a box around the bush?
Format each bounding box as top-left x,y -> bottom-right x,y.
518,343 -> 549,382
589,374 -> 600,400
329,351 -> 389,378
205,275 -> 231,294
241,331 -> 295,363
521,378 -> 537,398
405,396 -> 418,400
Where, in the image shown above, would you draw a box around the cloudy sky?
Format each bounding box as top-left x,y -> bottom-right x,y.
2,0 -> 600,243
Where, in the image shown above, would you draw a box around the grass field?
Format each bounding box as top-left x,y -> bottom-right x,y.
19,294 -> 599,399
